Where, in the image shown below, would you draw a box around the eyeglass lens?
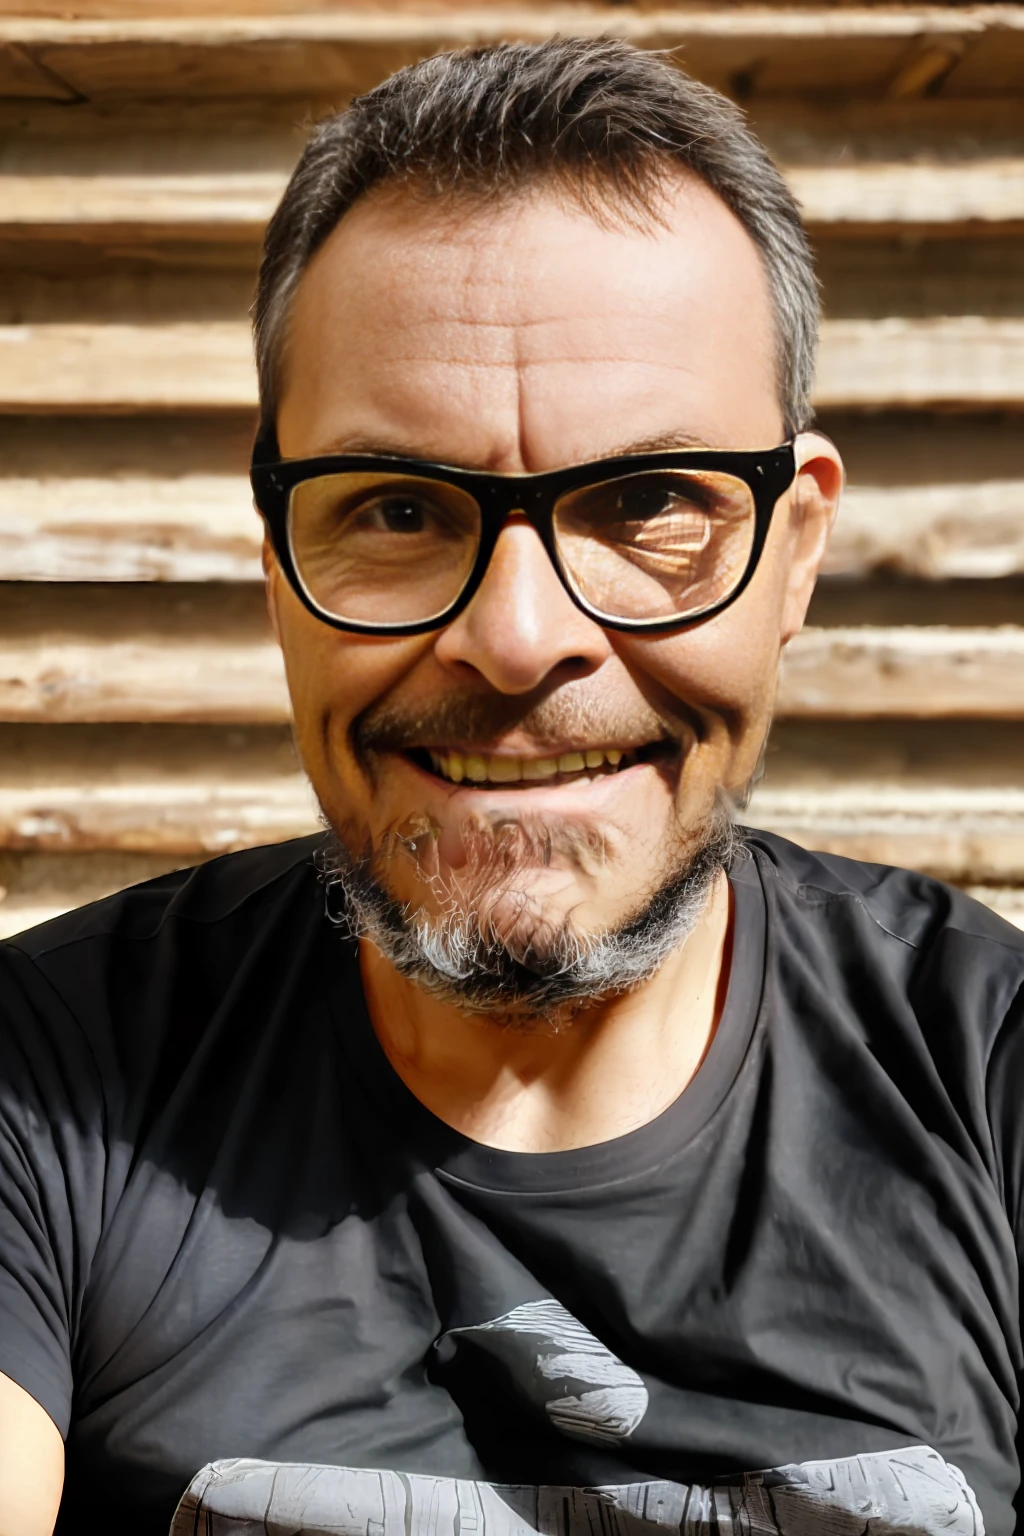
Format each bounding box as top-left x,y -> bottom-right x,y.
287,468 -> 757,628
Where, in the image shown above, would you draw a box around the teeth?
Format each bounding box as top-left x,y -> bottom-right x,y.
488,757 -> 522,782
428,748 -> 634,785
522,757 -> 560,780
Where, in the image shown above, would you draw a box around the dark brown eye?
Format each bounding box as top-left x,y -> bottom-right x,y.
373,497 -> 428,533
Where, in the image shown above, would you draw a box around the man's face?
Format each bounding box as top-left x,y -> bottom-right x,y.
269,174 -> 839,958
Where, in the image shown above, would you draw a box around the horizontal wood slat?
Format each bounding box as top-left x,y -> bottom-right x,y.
0,42 -> 78,100
0,714 -> 1020,889
0,322 -> 252,411
746,786 -> 1024,884
788,161 -> 1024,230
777,626 -> 1024,718
2,318 -> 1022,412
0,774 -> 316,855
3,162 -> 1022,240
0,474 -> 261,581
813,318 -> 1024,408
0,769 -> 1022,885
4,8 -> 1023,103
0,625 -> 1021,723
2,475 -> 1021,583
0,633 -> 287,723
1,1 -> 1021,929
823,482 -> 1024,580
0,172 -> 284,237
9,7 -> 1023,41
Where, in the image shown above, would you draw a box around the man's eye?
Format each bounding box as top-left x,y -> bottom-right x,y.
618,484 -> 680,520
367,497 -> 429,533
616,481 -> 711,522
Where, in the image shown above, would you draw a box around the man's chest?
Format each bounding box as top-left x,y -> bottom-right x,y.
60,1156 -> 1017,1535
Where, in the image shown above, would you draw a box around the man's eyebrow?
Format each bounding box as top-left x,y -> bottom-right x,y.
313,434 -> 429,459
309,429 -> 716,463
603,429 -> 715,456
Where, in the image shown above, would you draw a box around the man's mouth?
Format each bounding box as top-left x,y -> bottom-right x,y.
408,743 -> 672,787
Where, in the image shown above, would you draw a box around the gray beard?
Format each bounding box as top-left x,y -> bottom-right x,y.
317,803 -> 739,1029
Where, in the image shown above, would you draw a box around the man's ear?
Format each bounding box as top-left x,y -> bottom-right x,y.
780,430 -> 845,645
262,530 -> 283,646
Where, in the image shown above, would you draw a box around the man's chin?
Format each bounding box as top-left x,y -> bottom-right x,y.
316,799 -> 737,1026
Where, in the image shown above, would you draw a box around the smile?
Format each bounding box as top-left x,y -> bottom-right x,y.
413,745 -> 670,787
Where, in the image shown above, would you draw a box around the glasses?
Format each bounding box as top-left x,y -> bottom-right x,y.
250,439 -> 796,636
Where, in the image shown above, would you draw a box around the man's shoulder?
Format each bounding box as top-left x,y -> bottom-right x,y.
5,833 -> 328,967
0,835 -> 334,1114
742,827 -> 1024,974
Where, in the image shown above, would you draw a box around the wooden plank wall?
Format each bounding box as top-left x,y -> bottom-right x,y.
0,0 -> 1022,936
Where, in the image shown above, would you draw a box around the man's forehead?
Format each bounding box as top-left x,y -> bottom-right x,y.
279,178 -> 782,461
295,175 -> 770,334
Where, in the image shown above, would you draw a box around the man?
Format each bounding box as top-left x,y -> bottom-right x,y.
0,37 -> 1021,1536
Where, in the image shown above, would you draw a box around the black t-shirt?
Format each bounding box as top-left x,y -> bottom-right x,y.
0,831 -> 1022,1536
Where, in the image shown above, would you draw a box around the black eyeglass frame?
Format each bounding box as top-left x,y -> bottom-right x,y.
250,437 -> 797,637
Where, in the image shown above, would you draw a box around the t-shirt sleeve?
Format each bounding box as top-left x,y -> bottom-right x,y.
0,942 -> 110,1437
987,976 -> 1024,1536
986,971 -> 1024,1260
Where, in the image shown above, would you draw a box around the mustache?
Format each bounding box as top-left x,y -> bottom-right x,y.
351,685 -> 683,762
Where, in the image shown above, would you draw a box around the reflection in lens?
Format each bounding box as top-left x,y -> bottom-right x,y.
553,470 -> 756,622
288,472 -> 482,626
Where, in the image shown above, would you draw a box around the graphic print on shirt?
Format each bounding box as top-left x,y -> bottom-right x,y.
171,1443 -> 985,1535
443,1297 -> 649,1446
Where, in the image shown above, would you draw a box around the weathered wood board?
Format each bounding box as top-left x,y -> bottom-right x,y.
0,0 -> 1021,933
2,317 -> 1023,411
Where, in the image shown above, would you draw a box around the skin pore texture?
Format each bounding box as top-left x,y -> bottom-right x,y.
268,172 -> 844,1156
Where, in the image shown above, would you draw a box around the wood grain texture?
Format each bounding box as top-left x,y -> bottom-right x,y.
814,318 -> 1024,408
0,716 -> 1019,875
776,626 -> 1024,718
3,318 -> 1023,411
2,472 -> 1022,583
746,785 -> 1024,883
1,768 -> 1022,882
0,42 -> 78,99
0,322 -> 254,409
4,6 -> 1023,102
4,95 -> 1023,240
0,773 -> 316,855
0,474 -> 262,581
1,0 -> 1022,923
0,619 -> 1021,722
789,160 -> 1024,229
823,482 -> 1024,580
2,159 -> 1021,240
0,633 -> 288,722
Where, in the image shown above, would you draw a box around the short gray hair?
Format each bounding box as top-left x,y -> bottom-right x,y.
254,37 -> 818,441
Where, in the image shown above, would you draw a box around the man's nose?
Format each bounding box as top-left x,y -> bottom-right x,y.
433,517 -> 613,693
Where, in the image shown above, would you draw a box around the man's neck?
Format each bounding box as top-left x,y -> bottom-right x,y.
358,871 -> 734,1154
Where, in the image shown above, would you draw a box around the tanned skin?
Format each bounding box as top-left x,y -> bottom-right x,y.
0,171 -> 842,1530
269,176 -> 842,1152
